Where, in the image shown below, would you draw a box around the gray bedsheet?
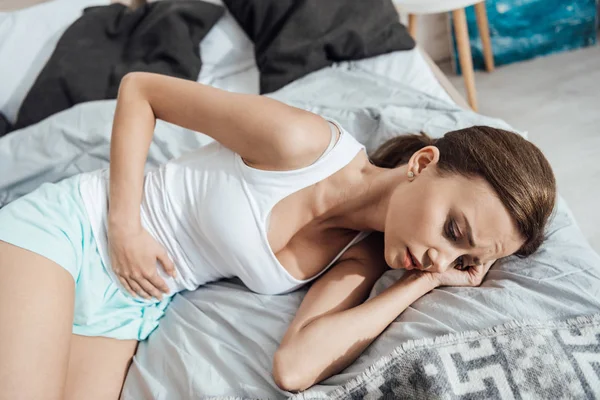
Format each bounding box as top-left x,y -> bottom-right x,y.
1,65 -> 598,399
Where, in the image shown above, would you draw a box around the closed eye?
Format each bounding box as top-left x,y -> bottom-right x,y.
446,218 -> 467,268
445,219 -> 459,242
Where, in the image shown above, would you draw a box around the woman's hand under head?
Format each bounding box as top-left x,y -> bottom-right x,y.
412,258 -> 497,288
107,224 -> 176,300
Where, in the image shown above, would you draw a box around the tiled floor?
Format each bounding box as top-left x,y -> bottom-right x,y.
438,41 -> 600,252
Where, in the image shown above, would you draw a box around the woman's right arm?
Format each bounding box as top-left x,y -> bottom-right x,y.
111,71 -> 333,173
106,72 -> 334,300
108,70 -> 335,232
107,74 -> 175,300
108,74 -> 156,232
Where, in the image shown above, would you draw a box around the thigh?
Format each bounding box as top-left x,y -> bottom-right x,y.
64,334 -> 138,400
0,240 -> 75,400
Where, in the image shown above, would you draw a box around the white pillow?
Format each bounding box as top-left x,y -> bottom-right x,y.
198,2 -> 255,81
0,0 -> 110,123
149,0 -> 256,82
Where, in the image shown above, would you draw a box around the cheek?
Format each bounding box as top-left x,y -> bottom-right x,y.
385,181 -> 446,265
400,190 -> 444,243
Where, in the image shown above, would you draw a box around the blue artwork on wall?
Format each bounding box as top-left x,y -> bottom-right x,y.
450,0 -> 598,74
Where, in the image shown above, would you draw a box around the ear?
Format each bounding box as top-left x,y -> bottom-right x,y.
407,145 -> 440,177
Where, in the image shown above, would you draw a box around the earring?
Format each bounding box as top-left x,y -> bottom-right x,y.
408,171 -> 415,179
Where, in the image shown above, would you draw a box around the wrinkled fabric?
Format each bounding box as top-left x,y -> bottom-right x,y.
10,1 -> 223,133
0,63 -> 598,399
0,112 -> 11,138
224,0 -> 415,94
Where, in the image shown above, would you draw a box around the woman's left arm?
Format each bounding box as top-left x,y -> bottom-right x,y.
274,259 -> 496,392
273,269 -> 437,392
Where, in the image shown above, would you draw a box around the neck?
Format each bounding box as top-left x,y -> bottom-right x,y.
321,161 -> 408,233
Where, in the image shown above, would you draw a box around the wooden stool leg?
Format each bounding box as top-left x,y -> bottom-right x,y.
474,1 -> 495,72
408,14 -> 418,38
452,8 -> 478,112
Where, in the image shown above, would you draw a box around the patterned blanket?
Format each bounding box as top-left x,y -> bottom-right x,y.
289,313 -> 600,400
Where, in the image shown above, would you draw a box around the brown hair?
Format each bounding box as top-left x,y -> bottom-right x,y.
369,126 -> 556,258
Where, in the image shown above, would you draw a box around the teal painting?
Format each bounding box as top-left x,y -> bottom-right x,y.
450,0 -> 598,74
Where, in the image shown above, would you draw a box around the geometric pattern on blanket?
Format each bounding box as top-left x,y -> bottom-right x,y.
287,313 -> 600,400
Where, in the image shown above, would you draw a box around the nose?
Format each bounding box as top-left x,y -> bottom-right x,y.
426,248 -> 460,273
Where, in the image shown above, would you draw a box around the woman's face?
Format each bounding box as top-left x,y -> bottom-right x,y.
384,146 -> 524,273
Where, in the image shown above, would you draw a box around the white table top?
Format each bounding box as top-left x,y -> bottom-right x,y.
393,0 -> 484,14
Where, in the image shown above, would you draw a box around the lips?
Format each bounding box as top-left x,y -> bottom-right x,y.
406,248 -> 423,269
404,247 -> 415,270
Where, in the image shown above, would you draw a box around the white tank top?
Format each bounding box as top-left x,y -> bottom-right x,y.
78,119 -> 373,296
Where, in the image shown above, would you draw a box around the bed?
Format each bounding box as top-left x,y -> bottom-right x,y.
1,1 -> 599,399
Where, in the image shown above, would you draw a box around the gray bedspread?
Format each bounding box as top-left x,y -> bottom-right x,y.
1,65 -> 598,399
291,313 -> 600,399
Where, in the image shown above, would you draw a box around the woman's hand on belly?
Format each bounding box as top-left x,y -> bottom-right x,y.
107,223 -> 176,300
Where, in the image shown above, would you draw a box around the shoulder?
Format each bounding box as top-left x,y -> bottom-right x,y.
338,231 -> 389,274
126,72 -> 338,173
241,112 -> 338,171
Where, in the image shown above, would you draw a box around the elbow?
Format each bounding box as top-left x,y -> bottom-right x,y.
119,71 -> 141,89
272,349 -> 307,392
118,71 -> 150,97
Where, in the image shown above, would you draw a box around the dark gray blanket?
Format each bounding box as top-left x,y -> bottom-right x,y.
5,0 -> 224,135
1,0 -> 415,138
224,0 -> 415,94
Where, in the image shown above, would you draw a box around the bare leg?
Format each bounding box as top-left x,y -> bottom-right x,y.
0,241 -> 75,400
64,335 -> 138,400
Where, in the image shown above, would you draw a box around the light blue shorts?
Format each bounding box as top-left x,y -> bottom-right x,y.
0,174 -> 172,341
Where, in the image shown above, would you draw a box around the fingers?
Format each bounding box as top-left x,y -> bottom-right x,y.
438,259 -> 498,287
145,272 -> 171,296
128,278 -> 152,300
467,261 -> 494,286
136,277 -> 165,301
158,251 -> 176,278
123,270 -> 170,300
472,262 -> 485,274
117,270 -> 169,300
484,259 -> 497,272
130,267 -> 170,299
119,276 -> 137,298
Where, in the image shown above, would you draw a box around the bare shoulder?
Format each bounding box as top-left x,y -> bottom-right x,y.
242,112 -> 337,172
121,72 -> 336,172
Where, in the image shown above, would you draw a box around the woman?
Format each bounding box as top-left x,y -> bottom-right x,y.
0,72 -> 556,398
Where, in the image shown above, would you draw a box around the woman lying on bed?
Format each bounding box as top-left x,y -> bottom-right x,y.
0,72 -> 556,399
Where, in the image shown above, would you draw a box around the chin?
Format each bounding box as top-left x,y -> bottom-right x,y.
388,251 -> 402,270
385,249 -> 396,269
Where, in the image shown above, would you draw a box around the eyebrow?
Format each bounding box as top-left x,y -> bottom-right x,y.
461,212 -> 481,265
